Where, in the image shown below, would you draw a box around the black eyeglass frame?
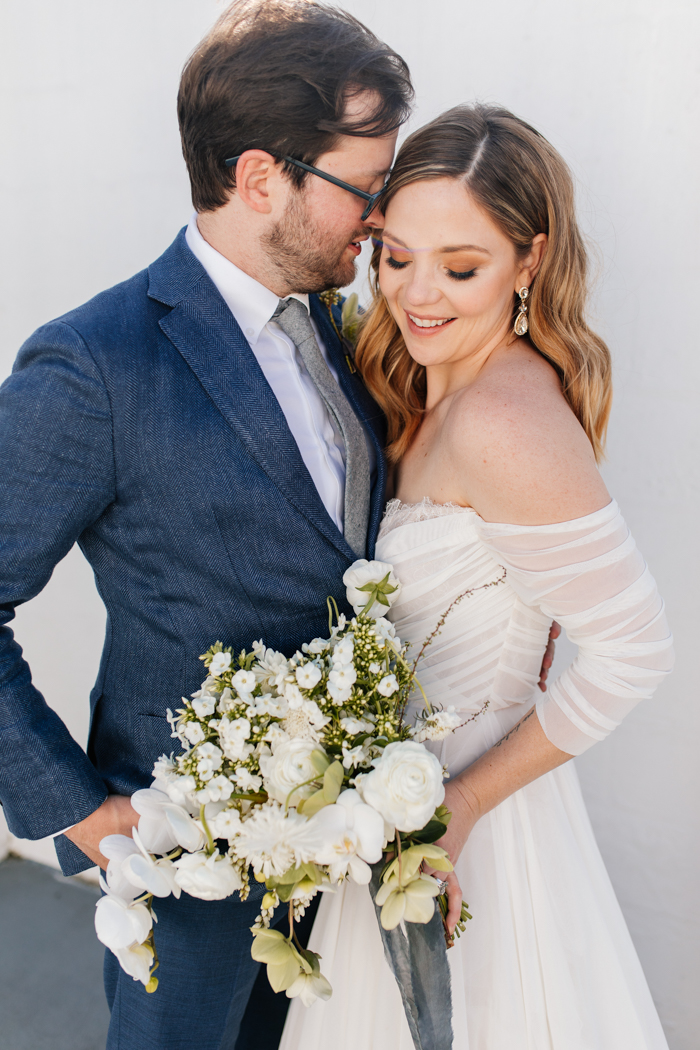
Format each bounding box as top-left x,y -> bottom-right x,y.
224,153 -> 389,221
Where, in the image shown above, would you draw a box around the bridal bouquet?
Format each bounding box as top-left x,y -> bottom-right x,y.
94,560 -> 471,1004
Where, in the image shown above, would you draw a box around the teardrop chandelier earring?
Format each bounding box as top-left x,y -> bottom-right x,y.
513,286 -> 529,336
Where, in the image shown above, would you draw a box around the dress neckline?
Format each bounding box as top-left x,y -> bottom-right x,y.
380,497 -> 478,538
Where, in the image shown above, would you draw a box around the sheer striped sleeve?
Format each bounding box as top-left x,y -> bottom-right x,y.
474,501 -> 674,755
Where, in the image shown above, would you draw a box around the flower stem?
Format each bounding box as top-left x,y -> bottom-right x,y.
199,804 -> 215,854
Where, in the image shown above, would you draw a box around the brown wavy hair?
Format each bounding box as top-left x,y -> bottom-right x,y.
355,103 -> 612,462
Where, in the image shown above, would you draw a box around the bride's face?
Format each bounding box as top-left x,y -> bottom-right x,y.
378,178 -> 534,370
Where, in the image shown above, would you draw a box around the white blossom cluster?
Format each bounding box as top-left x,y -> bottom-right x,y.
94,560 -> 461,1005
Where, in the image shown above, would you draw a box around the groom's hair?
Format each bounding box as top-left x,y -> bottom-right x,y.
178,0 -> 413,212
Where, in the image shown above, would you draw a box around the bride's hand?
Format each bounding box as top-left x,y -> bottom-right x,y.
423,779 -> 481,933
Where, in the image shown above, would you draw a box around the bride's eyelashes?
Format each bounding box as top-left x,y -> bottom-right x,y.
446,267 -> 477,281
385,254 -> 410,270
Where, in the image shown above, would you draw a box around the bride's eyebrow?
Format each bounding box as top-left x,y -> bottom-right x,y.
380,232 -> 491,255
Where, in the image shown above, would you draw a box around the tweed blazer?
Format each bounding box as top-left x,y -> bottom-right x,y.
0,230 -> 387,874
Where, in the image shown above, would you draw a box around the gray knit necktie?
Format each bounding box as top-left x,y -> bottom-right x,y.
273,297 -> 370,556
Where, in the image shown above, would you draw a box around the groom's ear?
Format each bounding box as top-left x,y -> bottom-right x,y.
232,150 -> 286,215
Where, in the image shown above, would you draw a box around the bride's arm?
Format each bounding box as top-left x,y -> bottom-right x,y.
432,354 -> 673,927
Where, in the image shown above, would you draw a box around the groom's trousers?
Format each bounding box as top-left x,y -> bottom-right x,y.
103,883 -> 319,1050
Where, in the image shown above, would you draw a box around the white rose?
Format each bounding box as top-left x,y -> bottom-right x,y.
173,849 -> 242,900
343,559 -> 401,618
358,741 -> 445,832
209,652 -> 232,677
295,663 -> 322,689
259,739 -> 325,806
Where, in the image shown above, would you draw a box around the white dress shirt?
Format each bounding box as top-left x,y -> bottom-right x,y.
185,215 -> 364,531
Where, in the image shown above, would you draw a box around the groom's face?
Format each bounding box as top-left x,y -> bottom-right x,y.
263,95 -> 397,294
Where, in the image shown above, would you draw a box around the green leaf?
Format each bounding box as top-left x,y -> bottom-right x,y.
322,760 -> 344,803
297,789 -> 330,817
299,948 -> 321,977
407,819 -> 447,844
310,750 -> 331,776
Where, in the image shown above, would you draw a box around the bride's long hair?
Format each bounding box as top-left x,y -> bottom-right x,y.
355,104 -> 612,463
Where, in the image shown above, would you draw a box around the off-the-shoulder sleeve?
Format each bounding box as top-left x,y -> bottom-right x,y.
474,501 -> 674,756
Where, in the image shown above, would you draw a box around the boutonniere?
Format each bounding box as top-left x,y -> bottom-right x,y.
318,289 -> 362,373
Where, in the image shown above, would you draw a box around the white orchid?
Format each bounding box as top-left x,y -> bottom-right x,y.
113,943 -> 154,985
312,790 -> 384,883
95,879 -> 154,951
286,969 -> 332,1007
120,828 -> 181,899
131,787 -> 185,854
99,834 -> 142,902
173,849 -> 242,900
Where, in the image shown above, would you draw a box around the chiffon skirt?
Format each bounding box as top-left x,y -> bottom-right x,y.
280,706 -> 668,1050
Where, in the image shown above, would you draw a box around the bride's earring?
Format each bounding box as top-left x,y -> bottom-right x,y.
513,286 -> 529,336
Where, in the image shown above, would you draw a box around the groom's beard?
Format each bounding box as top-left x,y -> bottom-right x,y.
263,189 -> 368,293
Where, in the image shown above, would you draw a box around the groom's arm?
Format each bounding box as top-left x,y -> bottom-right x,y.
0,320 -> 116,841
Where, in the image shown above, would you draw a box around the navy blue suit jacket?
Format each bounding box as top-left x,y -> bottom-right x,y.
0,230 -> 387,875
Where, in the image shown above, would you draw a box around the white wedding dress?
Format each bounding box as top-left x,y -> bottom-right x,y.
280,498 -> 674,1050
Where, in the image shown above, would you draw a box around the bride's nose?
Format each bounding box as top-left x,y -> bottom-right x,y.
403,270 -> 442,308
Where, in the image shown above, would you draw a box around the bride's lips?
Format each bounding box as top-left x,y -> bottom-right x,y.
405,310 -> 457,336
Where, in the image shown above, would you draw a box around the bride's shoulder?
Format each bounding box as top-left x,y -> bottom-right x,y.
447,344 -> 608,524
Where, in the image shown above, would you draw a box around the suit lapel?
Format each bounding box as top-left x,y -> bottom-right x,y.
149,234 -> 354,559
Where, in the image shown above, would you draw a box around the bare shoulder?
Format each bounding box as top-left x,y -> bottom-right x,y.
446,344 -> 610,524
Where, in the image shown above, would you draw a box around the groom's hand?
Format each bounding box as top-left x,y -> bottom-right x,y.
64,794 -> 138,870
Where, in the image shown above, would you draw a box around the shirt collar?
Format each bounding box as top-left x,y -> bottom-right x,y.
185,214 -> 310,346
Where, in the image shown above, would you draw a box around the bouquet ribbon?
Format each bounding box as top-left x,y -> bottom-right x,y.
369,863 -> 454,1050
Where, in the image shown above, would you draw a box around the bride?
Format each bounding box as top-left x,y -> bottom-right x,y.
280,104 -> 674,1049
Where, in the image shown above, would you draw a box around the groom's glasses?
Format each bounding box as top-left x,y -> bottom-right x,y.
224,153 -> 390,222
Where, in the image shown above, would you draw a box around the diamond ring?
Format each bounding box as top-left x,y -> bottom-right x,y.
436,878 -> 448,895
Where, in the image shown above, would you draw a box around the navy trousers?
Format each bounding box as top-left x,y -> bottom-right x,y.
104,883 -> 319,1049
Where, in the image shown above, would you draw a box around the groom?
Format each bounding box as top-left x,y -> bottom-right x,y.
0,2 -> 411,1047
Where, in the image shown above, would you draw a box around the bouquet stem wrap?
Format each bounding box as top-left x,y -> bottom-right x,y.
369,863 -> 453,1050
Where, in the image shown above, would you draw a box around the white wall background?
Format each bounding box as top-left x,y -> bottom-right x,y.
0,1 -> 697,1046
